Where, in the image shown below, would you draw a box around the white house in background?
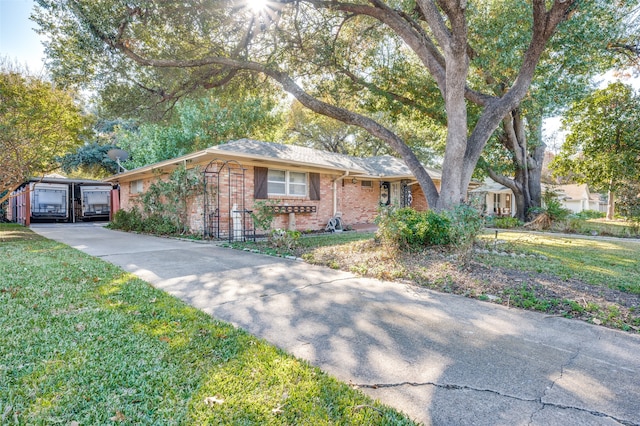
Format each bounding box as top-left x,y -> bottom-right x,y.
469,181 -> 606,216
544,183 -> 606,213
468,180 -> 515,216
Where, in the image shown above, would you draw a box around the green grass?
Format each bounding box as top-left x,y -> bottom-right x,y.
0,224 -> 415,425
558,217 -> 640,238
478,231 -> 640,295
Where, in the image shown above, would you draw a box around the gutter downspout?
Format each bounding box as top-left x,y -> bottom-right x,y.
333,171 -> 349,216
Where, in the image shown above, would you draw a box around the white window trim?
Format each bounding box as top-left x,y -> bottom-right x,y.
267,169 -> 307,197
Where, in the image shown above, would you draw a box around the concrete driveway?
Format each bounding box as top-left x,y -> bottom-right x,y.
31,223 -> 640,426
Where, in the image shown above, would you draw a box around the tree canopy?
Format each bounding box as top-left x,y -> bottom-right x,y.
112,92 -> 286,169
0,66 -> 90,204
551,82 -> 640,218
34,0 -> 624,210
470,1 -> 629,220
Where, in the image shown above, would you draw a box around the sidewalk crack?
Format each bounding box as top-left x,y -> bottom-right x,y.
354,380 -> 637,426
353,380 -> 537,403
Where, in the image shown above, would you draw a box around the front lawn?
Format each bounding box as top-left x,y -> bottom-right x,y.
0,224 -> 415,425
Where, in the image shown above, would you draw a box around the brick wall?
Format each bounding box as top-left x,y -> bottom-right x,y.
411,184 -> 429,211
115,164 -> 439,234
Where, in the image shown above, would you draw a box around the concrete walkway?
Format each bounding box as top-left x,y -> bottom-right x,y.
31,223 -> 640,426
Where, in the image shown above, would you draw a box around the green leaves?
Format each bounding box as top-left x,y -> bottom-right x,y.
551,82 -> 640,192
116,93 -> 285,169
0,68 -> 89,198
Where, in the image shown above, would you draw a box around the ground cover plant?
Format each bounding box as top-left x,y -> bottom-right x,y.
0,224 -> 415,425
233,228 -> 640,333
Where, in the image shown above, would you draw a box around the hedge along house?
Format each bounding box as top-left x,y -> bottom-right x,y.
104,139 -> 442,240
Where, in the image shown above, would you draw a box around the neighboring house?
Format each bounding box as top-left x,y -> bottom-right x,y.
104,139 -> 443,238
468,180 -> 515,217
544,183 -> 606,213
468,180 -> 606,217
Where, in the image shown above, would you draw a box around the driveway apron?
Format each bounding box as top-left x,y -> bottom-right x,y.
31,223 -> 640,426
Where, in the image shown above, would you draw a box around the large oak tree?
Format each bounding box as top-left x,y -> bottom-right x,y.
35,0 -> 590,210
472,1 -> 629,221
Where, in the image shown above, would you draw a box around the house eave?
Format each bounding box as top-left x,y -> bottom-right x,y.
103,149 -> 212,182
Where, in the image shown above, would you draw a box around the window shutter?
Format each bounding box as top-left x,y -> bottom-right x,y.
309,172 -> 320,200
254,167 -> 268,199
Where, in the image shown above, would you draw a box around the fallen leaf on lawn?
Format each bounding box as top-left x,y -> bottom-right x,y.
75,323 -> 86,332
69,421 -> 79,426
159,336 -> 171,343
110,411 -> 126,422
204,396 -> 224,406
272,405 -> 284,415
2,405 -> 12,422
149,298 -> 157,303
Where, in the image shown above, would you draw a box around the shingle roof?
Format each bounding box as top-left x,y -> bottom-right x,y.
212,139 -> 364,172
106,139 -> 441,182
211,139 -> 441,180
542,183 -> 589,201
469,180 -> 512,193
356,155 -> 442,179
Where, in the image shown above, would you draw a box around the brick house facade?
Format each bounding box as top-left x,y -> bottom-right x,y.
106,139 -> 440,236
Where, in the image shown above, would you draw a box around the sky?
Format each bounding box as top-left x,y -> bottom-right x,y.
0,0 -> 46,73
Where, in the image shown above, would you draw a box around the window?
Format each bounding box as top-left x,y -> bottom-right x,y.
493,193 -> 501,211
361,180 -> 373,188
267,169 -> 307,196
130,180 -> 143,194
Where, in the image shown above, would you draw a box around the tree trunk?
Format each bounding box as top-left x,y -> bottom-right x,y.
485,110 -> 545,221
607,183 -> 615,220
435,6 -> 469,211
527,114 -> 545,215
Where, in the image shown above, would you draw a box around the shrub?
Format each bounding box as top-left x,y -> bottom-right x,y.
268,228 -> 301,250
446,204 -> 484,251
375,205 -> 482,252
139,164 -> 202,234
110,209 -> 144,232
141,213 -> 179,235
542,190 -> 571,222
492,216 -> 523,229
561,217 -> 587,234
376,207 -> 451,249
527,190 -> 571,230
109,208 -> 178,235
251,199 -> 280,234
